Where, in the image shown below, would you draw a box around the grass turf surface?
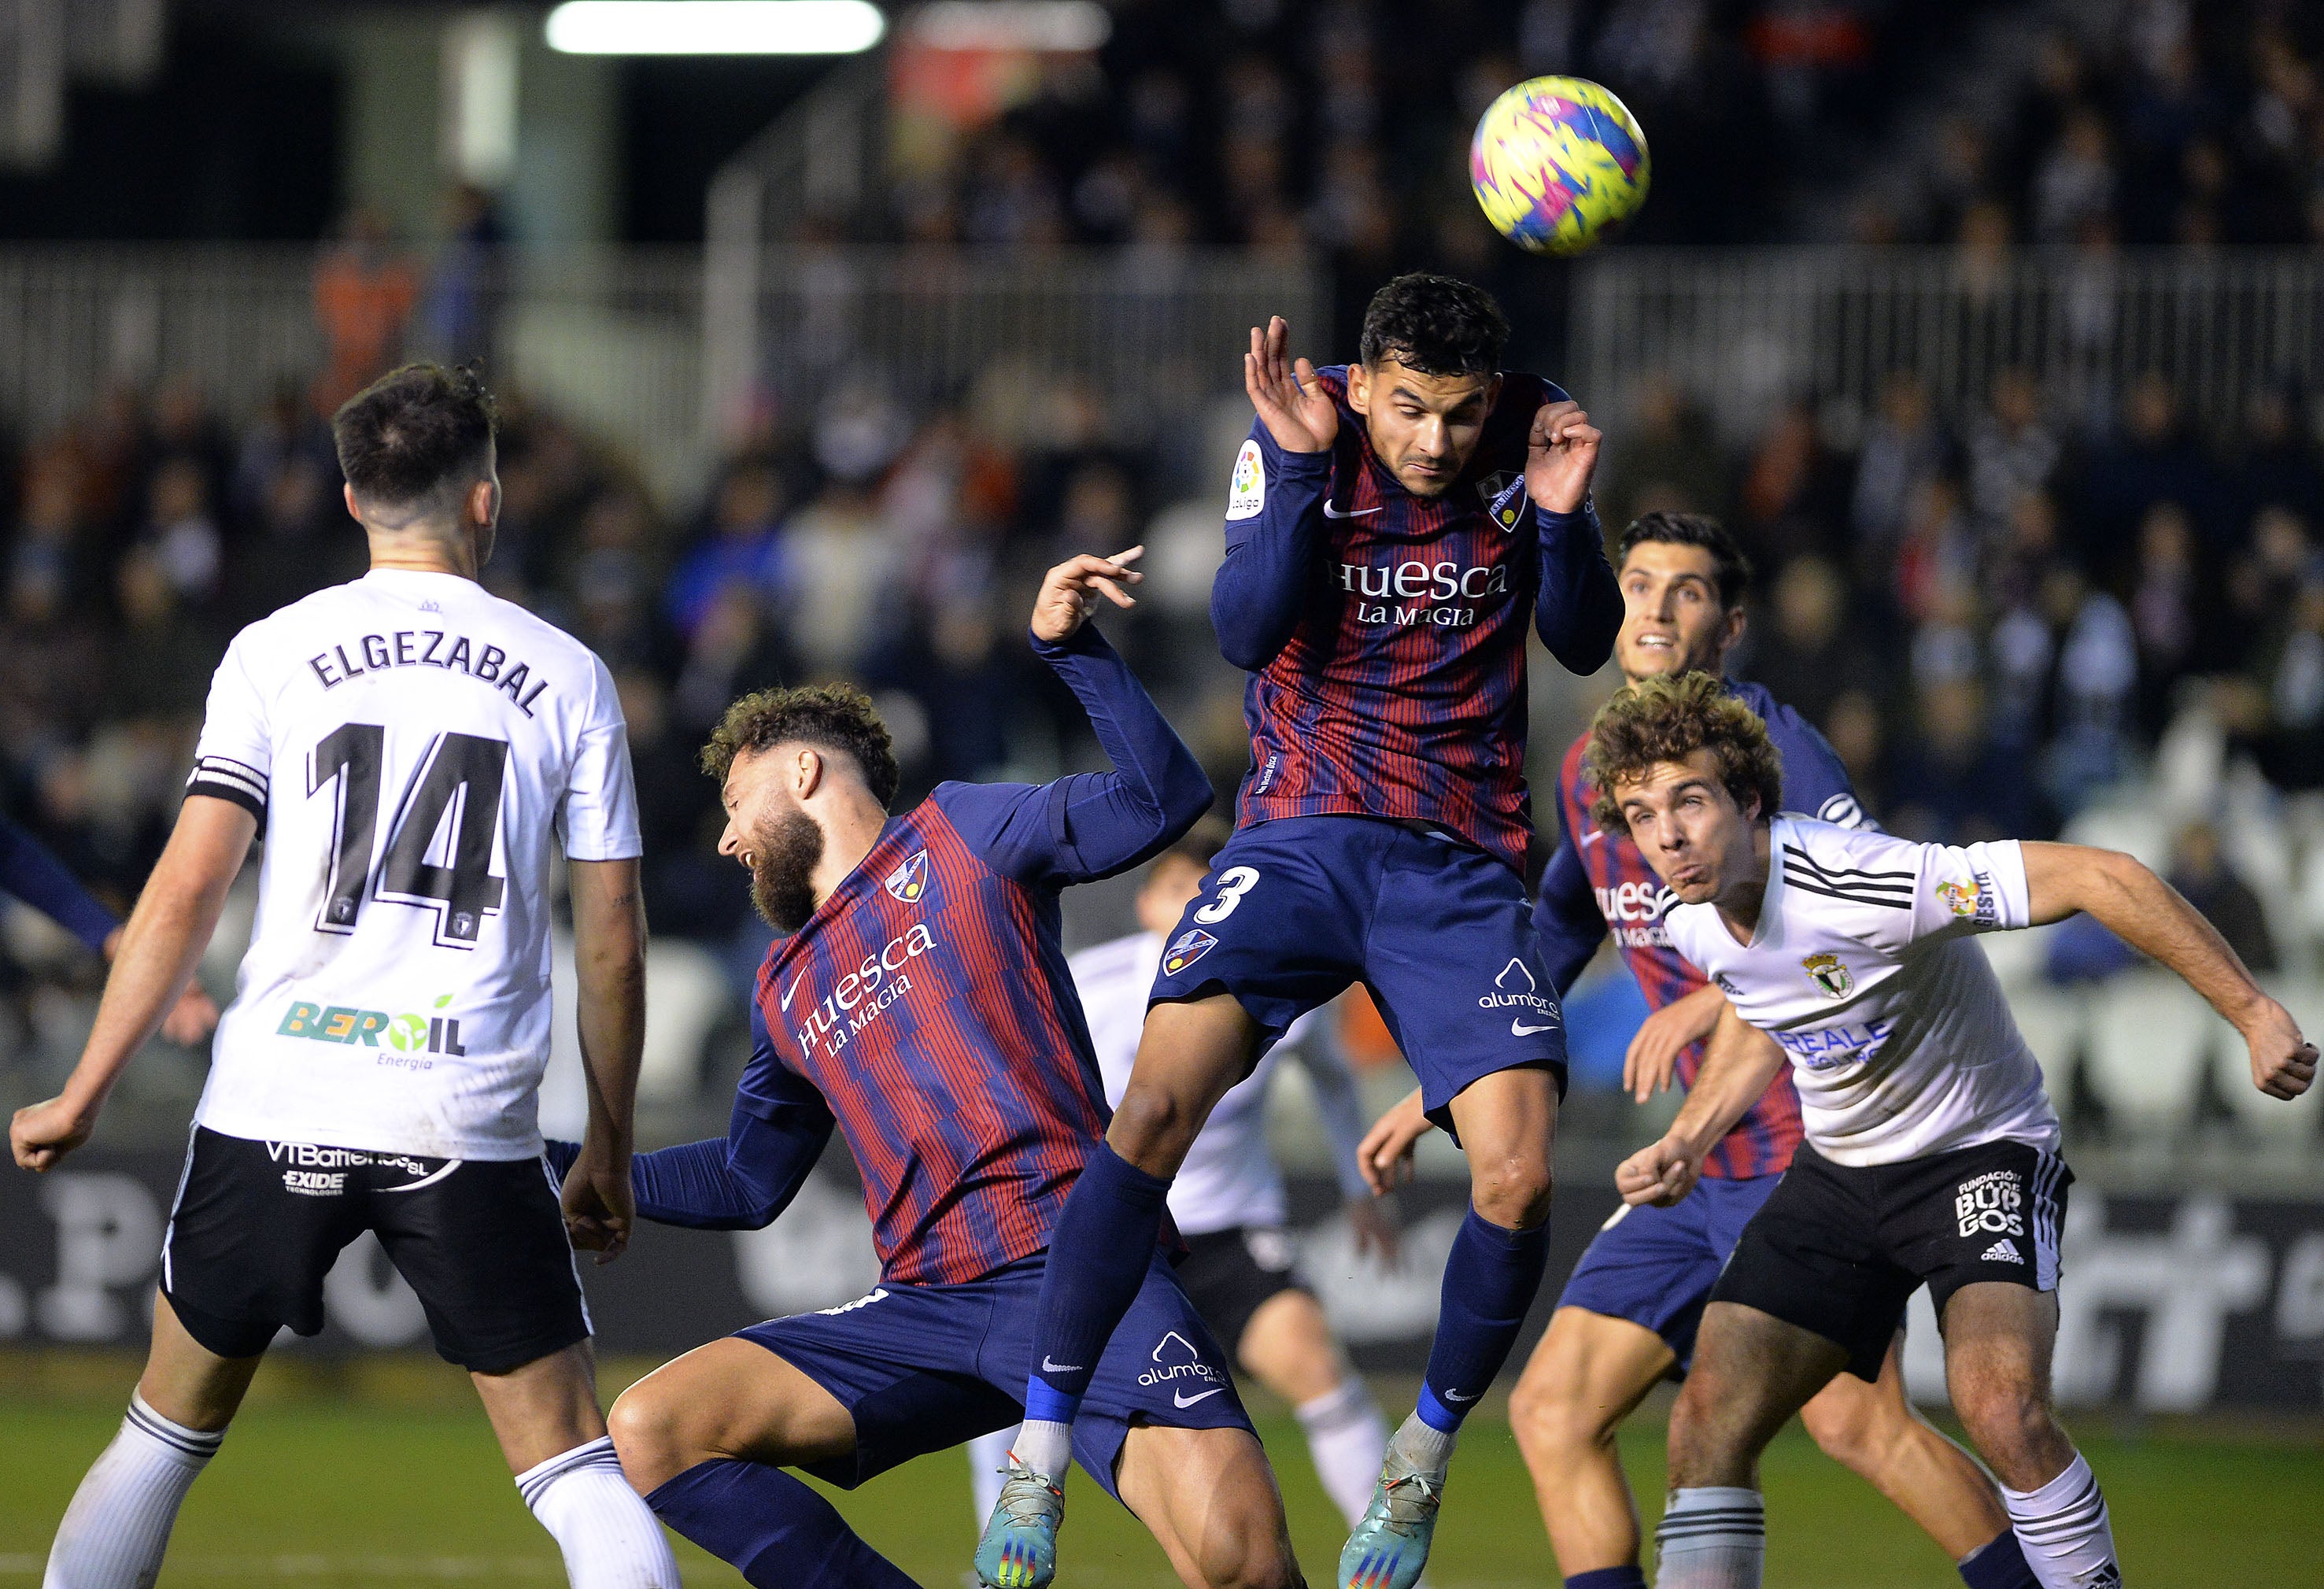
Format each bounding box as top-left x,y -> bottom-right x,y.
3,1365 -> 2318,1587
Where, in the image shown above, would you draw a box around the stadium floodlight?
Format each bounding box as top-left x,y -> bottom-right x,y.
544,2 -> 887,56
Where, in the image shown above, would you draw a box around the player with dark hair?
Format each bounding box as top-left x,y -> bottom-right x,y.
992,272 -> 1622,1589
1588,672 -> 2314,1588
560,549 -> 1306,1589
1362,512 -> 2038,1589
13,362 -> 680,1589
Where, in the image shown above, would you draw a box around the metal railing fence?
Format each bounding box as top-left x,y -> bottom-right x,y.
1573,247 -> 2324,443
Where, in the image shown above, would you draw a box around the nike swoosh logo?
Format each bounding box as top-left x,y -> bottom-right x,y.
1173,1387 -> 1224,1407
1580,829 -> 1608,847
1442,1388 -> 1478,1403
1511,1019 -> 1557,1037
1321,501 -> 1381,518
1040,1357 -> 1084,1374
778,970 -> 808,1012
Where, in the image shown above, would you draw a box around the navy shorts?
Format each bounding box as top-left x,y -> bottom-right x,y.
1149,815 -> 1566,1127
1557,1173 -> 1780,1369
736,1250 -> 1251,1501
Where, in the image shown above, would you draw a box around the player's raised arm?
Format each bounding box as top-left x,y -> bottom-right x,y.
1212,317 -> 1336,672
957,548 -> 1213,888
2018,841 -> 2318,1100
1614,1001 -> 1790,1207
10,796 -> 254,1171
1526,396 -> 1620,674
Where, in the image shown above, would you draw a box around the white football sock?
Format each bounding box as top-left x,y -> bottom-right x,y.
1011,1418 -> 1075,1485
1653,1486 -> 1765,1589
1388,1409 -> 1455,1476
2001,1453 -> 2119,1589
968,1425 -> 1018,1521
43,1391 -> 224,1589
516,1436 -> 682,1589
1295,1380 -> 1391,1528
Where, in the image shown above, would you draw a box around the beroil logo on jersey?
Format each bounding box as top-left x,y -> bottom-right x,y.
884,850 -> 929,904
278,992 -> 464,1065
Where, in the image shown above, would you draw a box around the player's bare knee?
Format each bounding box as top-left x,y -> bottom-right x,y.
606,1387 -> 691,1495
1467,1153 -> 1553,1228
1799,1381 -> 1887,1472
1508,1373 -> 1605,1465
1192,1514 -> 1300,1589
1950,1379 -> 2066,1490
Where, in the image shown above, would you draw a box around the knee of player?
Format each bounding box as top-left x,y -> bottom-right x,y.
1467,1154 -> 1553,1229
1797,1381 -> 1890,1472
606,1387 -> 689,1495
1192,1522 -> 1301,1589
1949,1373 -> 2056,1460
1507,1373 -> 1610,1462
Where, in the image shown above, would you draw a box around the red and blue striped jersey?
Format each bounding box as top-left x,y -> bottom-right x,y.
1210,366 -> 1619,874
1535,679 -> 1868,1179
593,626 -> 1214,1286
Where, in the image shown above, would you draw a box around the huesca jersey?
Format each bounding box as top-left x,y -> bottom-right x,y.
183,568 -> 640,1160
1659,818 -> 2060,1167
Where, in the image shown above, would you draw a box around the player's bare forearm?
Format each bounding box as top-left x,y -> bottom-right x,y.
2020,843 -> 2268,1028
23,798 -> 252,1155
568,857 -> 647,1152
1661,1004 -> 1787,1162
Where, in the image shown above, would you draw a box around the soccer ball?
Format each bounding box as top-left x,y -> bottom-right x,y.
1470,76 -> 1650,256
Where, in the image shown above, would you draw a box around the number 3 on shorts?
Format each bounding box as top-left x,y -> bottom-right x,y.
1194,866 -> 1260,924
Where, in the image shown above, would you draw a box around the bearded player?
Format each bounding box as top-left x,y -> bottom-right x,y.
989,273 -> 1621,1589
571,547 -> 1306,1589
1361,513 -> 2036,1589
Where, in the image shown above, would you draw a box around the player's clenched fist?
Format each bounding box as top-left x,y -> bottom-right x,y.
2244,998 -> 2318,1100
1244,316 -> 1337,454
1031,545 -> 1144,643
10,1096 -> 92,1173
1526,397 -> 1601,515
1616,1133 -> 1701,1208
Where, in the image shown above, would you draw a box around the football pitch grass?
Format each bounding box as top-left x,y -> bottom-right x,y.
3,1357 -> 2318,1587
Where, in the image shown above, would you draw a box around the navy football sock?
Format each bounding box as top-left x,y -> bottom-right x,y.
1417,1206 -> 1552,1433
1956,1526 -> 2038,1589
1565,1567 -> 1648,1589
1025,1143 -> 1171,1420
647,1458 -> 915,1589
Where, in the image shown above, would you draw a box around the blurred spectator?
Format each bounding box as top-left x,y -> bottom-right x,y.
419,183 -> 506,368
1602,374 -> 1731,531
312,208 -> 419,416
1745,554 -> 1883,731
1850,370 -> 1946,553
1886,677 -> 2039,844
2165,819 -> 2278,974
666,466 -> 786,641
136,457 -> 222,608
1966,368 -> 2058,530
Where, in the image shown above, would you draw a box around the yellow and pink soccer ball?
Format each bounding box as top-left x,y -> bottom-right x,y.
1470,76 -> 1651,256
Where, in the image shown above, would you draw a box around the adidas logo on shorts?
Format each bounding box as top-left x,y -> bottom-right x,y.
1980,1238 -> 2022,1264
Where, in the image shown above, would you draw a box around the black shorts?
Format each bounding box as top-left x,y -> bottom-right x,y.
1176,1225 -> 1309,1351
1709,1139 -> 2071,1382
161,1126 -> 590,1374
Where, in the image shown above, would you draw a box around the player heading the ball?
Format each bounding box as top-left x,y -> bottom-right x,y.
988,272 -> 1621,1589
1591,671 -> 2315,1589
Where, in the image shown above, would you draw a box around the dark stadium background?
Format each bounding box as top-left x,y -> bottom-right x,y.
3,2 -> 2323,1584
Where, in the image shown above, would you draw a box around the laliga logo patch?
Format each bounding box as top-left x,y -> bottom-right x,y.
883,850 -> 929,904
1162,927 -> 1217,975
1802,952 -> 1854,999
1225,438 -> 1265,522
1476,470 -> 1526,532
1936,871 -> 2000,926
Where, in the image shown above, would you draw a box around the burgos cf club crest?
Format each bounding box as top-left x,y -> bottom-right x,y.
1476,470 -> 1526,532
883,851 -> 930,904
1161,928 -> 1217,976
1802,952 -> 1855,1000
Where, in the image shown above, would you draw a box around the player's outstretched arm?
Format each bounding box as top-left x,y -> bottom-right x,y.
963,549 -> 1214,886
1526,398 -> 1621,674
1212,318 -> 1336,673
1616,1003 -> 1787,1207
563,857 -> 648,1259
2020,841 -> 2318,1100
10,796 -> 254,1172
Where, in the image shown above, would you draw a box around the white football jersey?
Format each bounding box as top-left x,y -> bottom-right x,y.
185,569 -> 641,1160
1071,930 -> 1370,1234
1661,817 -> 2060,1166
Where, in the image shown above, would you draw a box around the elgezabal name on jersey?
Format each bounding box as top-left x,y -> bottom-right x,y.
305,628 -> 556,717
